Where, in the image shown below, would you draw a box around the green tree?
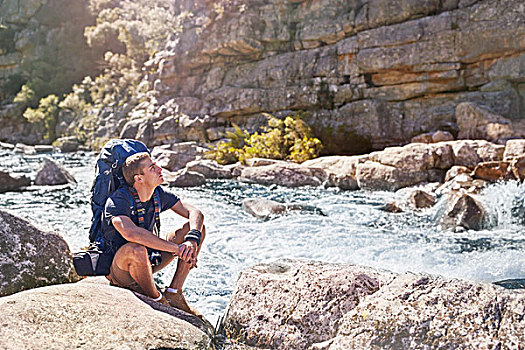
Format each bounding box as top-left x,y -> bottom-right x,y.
23,95 -> 59,141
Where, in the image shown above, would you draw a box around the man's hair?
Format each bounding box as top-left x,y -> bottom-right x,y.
122,152 -> 150,186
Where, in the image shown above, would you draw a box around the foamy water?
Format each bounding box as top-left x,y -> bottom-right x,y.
1,150 -> 524,325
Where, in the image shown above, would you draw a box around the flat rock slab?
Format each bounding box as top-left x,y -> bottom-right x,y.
0,278 -> 211,350
224,259 -> 525,350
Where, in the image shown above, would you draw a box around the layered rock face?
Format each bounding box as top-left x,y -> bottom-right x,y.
140,0 -> 524,154
0,0 -> 100,144
224,259 -> 525,349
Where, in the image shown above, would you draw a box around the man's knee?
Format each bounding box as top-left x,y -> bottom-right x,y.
120,243 -> 149,264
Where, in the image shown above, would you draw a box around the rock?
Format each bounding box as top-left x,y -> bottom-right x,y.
503,139 -> 525,161
456,102 -> 515,143
224,162 -> 244,178
223,259 -> 394,349
245,158 -> 289,167
53,136 -> 81,152
369,142 -> 454,172
302,156 -> 365,190
441,192 -> 487,230
242,198 -> 325,219
436,176 -> 487,196
473,161 -> 514,181
0,141 -> 15,150
186,159 -> 234,179
410,132 -> 433,144
34,145 -> 55,153
0,278 -> 211,349
34,158 -> 77,185
382,202 -> 403,213
326,272 -> 525,350
431,130 -> 454,143
409,190 -> 436,209
13,143 -> 36,154
0,210 -> 79,296
0,171 -> 31,193
356,161 -> 431,191
152,142 -> 207,172
355,143 -> 456,191
164,169 -> 206,187
132,0 -> 524,154
240,163 -> 327,188
509,156 -> 525,181
411,130 -> 454,144
446,140 -> 505,168
444,165 -> 472,182
224,259 -> 525,350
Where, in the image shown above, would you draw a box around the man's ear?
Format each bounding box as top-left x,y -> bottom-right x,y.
134,174 -> 143,183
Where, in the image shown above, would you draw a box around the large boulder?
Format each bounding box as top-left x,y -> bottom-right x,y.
34,158 -> 77,185
240,163 -> 327,187
446,140 -> 505,168
473,161 -> 514,182
326,272 -> 525,350
224,259 -> 525,350
355,143 -> 453,191
186,159 -> 235,179
301,156 -> 365,190
0,171 -> 31,193
0,210 -> 79,296
152,142 -> 208,172
503,139 -> 525,161
456,102 -> 518,143
224,260 -> 394,349
164,169 -> 206,187
441,192 -> 487,231
0,278 -> 211,349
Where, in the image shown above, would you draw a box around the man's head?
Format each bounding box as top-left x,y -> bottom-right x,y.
122,152 -> 163,187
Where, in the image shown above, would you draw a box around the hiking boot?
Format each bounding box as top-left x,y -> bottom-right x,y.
164,291 -> 203,318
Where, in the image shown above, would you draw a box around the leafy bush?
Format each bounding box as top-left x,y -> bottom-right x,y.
209,114 -> 323,165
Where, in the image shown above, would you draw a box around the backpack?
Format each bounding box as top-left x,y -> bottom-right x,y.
74,138 -> 164,277
88,138 -> 150,248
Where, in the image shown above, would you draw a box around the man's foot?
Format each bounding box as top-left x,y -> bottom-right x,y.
165,291 -> 203,318
151,292 -> 171,306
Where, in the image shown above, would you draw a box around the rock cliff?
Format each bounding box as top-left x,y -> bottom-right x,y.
0,0 -> 101,144
137,0 -> 524,154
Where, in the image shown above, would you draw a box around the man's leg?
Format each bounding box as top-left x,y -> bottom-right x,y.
166,222 -> 206,290
163,222 -> 206,316
108,242 -> 160,299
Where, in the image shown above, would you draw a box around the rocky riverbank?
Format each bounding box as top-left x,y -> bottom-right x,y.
1,208 -> 523,349
0,209 -> 214,349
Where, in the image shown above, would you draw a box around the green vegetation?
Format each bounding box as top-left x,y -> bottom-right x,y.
209,114 -> 323,165
22,95 -> 59,141
11,0 -> 194,148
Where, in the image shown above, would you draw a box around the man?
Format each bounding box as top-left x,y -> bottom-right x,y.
102,151 -> 205,317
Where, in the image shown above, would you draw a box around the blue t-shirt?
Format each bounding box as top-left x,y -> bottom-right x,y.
102,186 -> 179,252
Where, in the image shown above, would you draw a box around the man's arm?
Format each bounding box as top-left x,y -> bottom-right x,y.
111,216 -> 192,261
170,201 -> 204,231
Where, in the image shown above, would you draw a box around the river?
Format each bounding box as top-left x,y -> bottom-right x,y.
1,149 -> 524,325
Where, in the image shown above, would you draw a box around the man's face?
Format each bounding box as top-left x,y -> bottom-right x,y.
136,156 -> 164,187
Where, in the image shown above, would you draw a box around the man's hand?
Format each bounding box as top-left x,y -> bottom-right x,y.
176,241 -> 198,268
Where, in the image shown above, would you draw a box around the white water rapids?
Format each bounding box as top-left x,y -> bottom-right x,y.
1,150 -> 524,325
